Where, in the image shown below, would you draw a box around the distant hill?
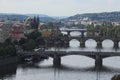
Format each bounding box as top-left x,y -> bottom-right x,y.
0,13 -> 28,22
66,11 -> 120,22
26,14 -> 49,17
25,14 -> 55,22
0,13 -> 56,22
52,16 -> 68,19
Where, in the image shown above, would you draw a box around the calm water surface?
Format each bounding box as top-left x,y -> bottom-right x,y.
1,32 -> 120,80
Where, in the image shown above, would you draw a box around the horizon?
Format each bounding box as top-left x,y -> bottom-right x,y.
0,0 -> 120,16
0,10 -> 120,17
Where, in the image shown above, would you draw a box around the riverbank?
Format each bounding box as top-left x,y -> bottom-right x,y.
0,56 -> 18,67
111,74 -> 120,80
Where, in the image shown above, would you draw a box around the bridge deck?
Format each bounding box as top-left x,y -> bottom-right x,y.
18,51 -> 120,57
45,51 -> 120,56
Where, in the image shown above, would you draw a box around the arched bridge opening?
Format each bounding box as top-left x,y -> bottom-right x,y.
102,39 -> 114,48
69,39 -> 80,47
61,55 -> 95,68
85,39 -> 97,48
69,31 -> 81,36
103,56 -> 120,68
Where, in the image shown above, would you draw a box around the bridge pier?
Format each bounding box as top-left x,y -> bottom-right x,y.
64,41 -> 69,47
80,40 -> 85,47
97,41 -> 102,48
67,31 -> 71,36
81,31 -> 85,38
95,55 -> 102,69
114,41 -> 119,48
53,54 -> 61,67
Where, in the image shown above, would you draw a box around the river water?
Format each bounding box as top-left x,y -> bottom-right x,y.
1,32 -> 120,80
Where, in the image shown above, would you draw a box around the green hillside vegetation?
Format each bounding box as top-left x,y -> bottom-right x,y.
0,38 -> 17,58
67,11 -> 120,21
0,13 -> 55,22
87,24 -> 120,37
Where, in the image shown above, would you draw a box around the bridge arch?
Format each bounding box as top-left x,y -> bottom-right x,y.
118,42 -> 120,47
69,39 -> 80,47
85,39 -> 97,48
69,31 -> 81,36
61,55 -> 95,67
61,54 -> 95,60
102,39 -> 114,48
103,56 -> 120,68
103,56 -> 120,59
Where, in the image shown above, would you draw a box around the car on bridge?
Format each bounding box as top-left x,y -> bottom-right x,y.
34,46 -> 45,52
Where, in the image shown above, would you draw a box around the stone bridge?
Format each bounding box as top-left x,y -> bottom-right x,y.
45,29 -> 120,48
68,36 -> 120,48
60,29 -> 97,37
18,51 -> 120,69
44,51 -> 120,68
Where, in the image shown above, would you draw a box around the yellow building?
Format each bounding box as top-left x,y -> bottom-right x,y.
42,29 -> 52,37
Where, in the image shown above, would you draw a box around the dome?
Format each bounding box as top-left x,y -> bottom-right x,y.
4,17 -> 13,25
24,17 -> 33,25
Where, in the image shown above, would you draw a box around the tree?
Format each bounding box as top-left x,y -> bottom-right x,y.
19,38 -> 27,46
26,29 -> 42,40
0,45 -> 17,57
22,39 -> 36,51
4,38 -> 13,45
36,37 -> 45,47
13,40 -> 18,45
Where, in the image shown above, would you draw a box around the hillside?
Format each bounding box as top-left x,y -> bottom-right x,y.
25,14 -> 55,22
0,13 -> 55,22
0,13 -> 28,22
66,11 -> 120,22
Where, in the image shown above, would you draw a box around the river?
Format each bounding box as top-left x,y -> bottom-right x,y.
0,32 -> 120,80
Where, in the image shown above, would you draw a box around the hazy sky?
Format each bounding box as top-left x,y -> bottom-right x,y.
0,0 -> 120,16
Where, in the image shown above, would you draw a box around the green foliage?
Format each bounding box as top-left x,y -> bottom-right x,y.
13,40 -> 18,45
0,44 -> 17,58
0,38 -> 17,58
26,29 -> 42,40
19,38 -> 27,46
22,39 -> 36,50
4,38 -> 13,45
87,24 -> 120,37
40,22 -> 56,30
67,11 -> 120,22
20,29 -> 45,51
36,37 -> 45,46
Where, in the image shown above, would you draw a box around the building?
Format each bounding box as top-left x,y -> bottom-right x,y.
42,29 -> 52,37
9,23 -> 24,40
0,17 -> 25,42
0,29 -> 10,43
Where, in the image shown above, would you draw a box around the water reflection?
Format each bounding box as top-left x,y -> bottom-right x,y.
0,57 -> 120,80
0,64 -> 17,80
1,31 -> 120,80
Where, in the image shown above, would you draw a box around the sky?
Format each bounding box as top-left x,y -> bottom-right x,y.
0,0 -> 120,16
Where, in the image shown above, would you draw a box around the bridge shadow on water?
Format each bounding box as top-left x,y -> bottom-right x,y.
57,64 -> 120,73
18,61 -> 120,73
0,62 -> 120,80
19,60 -> 53,69
0,64 -> 17,79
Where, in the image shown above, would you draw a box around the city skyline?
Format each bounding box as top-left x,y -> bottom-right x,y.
0,0 -> 120,16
